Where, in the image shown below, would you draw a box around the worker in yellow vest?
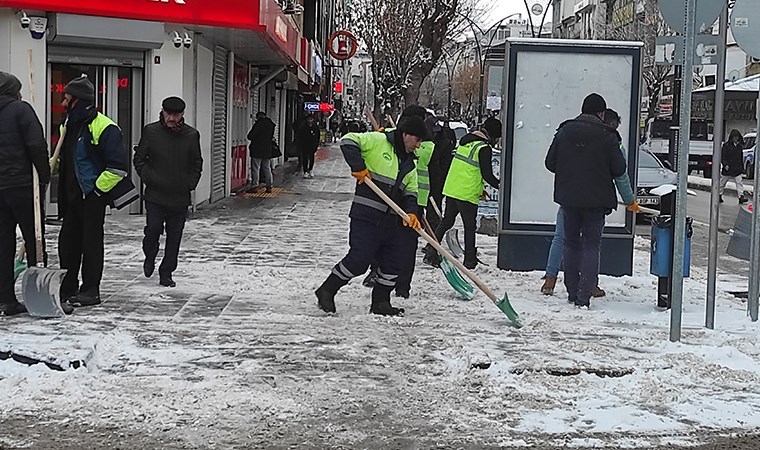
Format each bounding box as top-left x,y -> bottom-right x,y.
362,106 -> 436,299
425,118 -> 502,269
315,115 -> 429,316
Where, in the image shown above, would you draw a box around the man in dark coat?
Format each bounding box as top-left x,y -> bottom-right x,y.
0,72 -> 50,316
57,76 -> 129,308
545,93 -> 626,308
134,96 -> 203,288
247,112 -> 276,192
719,129 -> 747,204
296,114 -> 321,178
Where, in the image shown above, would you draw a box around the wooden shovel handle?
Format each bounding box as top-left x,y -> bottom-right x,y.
363,177 -> 499,303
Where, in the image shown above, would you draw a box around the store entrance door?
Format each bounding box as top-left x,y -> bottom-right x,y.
48,63 -> 143,216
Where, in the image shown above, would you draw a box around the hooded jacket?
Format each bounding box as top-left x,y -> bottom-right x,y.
0,95 -> 50,190
545,114 -> 626,210
247,117 -> 276,159
721,129 -> 745,177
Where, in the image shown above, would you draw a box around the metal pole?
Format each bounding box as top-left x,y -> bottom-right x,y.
706,5 -> 728,330
670,0 -> 698,343
749,93 -> 760,321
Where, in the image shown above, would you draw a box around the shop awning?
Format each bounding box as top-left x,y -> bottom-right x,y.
0,0 -> 300,66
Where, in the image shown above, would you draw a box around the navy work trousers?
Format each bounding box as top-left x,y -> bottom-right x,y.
332,217 -> 407,289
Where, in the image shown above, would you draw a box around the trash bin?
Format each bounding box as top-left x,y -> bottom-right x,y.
650,215 -> 692,278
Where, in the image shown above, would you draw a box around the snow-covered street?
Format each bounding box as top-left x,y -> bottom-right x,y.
3,146 -> 760,449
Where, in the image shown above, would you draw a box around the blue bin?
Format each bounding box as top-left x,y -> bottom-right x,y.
650,216 -> 692,278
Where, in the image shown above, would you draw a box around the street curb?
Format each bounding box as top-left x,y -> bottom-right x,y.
687,180 -> 752,198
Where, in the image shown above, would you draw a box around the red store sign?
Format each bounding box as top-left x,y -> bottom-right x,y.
0,0 -> 262,31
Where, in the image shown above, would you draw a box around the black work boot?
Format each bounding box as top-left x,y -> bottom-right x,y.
0,301 -> 27,317
463,248 -> 478,270
423,245 -> 441,268
143,258 -> 155,278
69,288 -> 101,307
315,274 -> 346,313
370,287 -> 404,316
159,274 -> 176,287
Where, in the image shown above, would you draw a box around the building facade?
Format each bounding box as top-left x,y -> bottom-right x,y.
0,0 -> 337,214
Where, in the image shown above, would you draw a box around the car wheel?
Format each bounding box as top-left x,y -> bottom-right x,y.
747,163 -> 755,180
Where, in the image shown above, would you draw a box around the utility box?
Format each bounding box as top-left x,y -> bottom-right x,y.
650,216 -> 693,278
497,38 -> 643,276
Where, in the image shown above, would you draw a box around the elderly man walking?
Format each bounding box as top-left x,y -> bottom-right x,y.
134,96 -> 203,288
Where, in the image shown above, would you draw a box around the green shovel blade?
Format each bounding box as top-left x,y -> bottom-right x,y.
13,259 -> 27,282
440,258 -> 475,300
495,293 -> 522,328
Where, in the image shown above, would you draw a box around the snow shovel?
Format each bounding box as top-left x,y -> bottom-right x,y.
13,243 -> 26,282
364,177 -> 521,327
430,199 -> 466,259
420,214 -> 475,300
21,167 -> 67,318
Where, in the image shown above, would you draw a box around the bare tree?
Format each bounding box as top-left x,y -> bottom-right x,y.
352,0 -> 480,123
597,0 -> 674,120
452,63 -> 480,123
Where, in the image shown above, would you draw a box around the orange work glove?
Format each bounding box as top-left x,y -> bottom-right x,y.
352,169 -> 371,184
626,201 -> 641,213
403,213 -> 421,230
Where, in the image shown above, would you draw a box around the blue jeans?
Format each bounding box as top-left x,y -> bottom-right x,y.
545,209 -> 564,277
562,207 -> 606,305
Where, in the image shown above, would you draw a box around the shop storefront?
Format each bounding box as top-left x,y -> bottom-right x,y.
0,0 -> 304,211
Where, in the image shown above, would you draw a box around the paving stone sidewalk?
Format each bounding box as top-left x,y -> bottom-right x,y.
3,147 -> 350,368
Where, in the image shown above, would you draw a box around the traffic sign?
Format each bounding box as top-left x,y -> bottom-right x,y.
655,34 -> 722,66
730,0 -> 760,58
657,0 -> 724,33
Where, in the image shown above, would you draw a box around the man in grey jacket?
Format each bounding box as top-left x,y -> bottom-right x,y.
0,72 -> 50,316
134,96 -> 203,288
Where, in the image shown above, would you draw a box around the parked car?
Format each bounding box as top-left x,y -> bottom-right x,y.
743,131 -> 757,179
636,149 -> 678,209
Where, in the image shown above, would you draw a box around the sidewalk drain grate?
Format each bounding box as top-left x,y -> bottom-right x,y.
238,187 -> 287,198
0,350 -> 85,372
510,367 -> 634,378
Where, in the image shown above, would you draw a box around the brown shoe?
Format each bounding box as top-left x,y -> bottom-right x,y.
591,285 -> 606,298
541,276 -> 557,295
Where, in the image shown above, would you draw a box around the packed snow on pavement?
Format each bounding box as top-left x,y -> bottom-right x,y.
3,182 -> 760,448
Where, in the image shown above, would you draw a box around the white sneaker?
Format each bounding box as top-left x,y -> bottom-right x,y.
308,171 -> 314,178
303,172 -> 309,178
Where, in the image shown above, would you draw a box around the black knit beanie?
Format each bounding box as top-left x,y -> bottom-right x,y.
397,116 -> 430,141
581,93 -> 607,114
64,76 -> 95,103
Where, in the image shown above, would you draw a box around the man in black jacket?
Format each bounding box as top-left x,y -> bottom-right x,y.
58,76 -> 128,308
247,112 -> 275,192
0,72 -> 50,316
719,129 -> 747,204
545,93 -> 626,308
135,97 -> 203,288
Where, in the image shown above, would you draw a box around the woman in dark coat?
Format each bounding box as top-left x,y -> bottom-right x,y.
296,114 -> 321,178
